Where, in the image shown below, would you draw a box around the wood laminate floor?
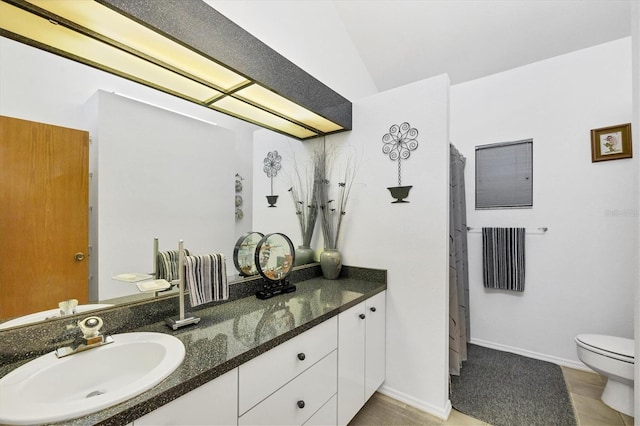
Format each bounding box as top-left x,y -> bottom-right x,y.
348,367 -> 634,426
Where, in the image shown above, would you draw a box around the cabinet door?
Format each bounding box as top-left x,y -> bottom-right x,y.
365,291 -> 386,401
135,368 -> 238,426
337,301 -> 366,426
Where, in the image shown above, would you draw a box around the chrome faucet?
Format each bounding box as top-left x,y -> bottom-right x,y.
55,316 -> 113,358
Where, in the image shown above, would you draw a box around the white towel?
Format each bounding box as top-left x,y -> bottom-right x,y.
184,254 -> 228,307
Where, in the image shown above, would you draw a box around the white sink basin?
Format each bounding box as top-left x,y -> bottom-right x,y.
0,304 -> 114,330
0,332 -> 185,425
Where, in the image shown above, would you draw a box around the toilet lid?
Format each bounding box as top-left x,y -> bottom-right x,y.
576,334 -> 634,360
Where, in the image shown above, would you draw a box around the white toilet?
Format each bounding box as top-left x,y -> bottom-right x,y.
575,334 -> 635,417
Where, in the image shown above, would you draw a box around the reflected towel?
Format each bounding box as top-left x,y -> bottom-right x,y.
157,249 -> 190,282
184,254 -> 228,307
482,227 -> 526,292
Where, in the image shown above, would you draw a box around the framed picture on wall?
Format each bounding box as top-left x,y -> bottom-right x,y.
591,123 -> 632,162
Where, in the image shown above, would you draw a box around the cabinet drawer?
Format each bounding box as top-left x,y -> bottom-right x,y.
134,368 -> 238,426
239,350 -> 337,426
239,316 -> 337,415
303,394 -> 337,426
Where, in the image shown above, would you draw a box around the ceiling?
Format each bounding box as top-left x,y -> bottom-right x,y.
333,0 -> 632,91
211,1 -> 632,94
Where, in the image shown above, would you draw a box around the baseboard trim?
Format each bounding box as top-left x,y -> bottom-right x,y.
377,384 -> 452,420
470,338 -> 591,371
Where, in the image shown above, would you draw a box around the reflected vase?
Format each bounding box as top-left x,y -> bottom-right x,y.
320,249 -> 342,280
294,245 -> 314,266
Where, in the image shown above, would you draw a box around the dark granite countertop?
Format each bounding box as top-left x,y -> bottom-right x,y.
0,273 -> 386,426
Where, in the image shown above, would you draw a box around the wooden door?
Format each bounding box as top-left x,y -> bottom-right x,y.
0,115 -> 89,319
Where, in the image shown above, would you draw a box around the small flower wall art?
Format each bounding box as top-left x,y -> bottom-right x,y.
382,122 -> 419,203
263,150 -> 282,207
591,123 -> 632,162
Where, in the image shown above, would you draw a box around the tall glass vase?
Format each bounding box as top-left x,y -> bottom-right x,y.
320,249 -> 342,280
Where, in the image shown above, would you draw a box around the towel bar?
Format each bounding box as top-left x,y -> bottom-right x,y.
466,226 -> 548,234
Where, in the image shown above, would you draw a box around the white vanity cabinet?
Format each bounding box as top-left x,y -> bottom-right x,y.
238,316 -> 338,426
337,290 -> 386,426
129,290 -> 385,426
133,368 -> 238,426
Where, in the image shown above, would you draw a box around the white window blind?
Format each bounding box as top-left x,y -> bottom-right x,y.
475,139 -> 533,209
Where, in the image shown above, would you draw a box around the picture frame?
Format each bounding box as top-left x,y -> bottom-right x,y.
591,123 -> 632,162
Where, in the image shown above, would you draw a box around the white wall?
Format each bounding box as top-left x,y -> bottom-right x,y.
86,91 -> 235,301
631,2 -> 640,421
450,38 -> 636,367
253,75 -> 452,418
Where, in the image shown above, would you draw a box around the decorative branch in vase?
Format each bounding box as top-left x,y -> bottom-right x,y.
263,150 -> 282,207
382,122 -> 419,203
315,146 -> 358,279
287,150 -> 321,266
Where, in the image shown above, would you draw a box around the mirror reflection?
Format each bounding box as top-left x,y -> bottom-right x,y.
233,232 -> 264,277
0,91 -> 237,329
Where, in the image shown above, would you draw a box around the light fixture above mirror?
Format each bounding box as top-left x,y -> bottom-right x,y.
0,0 -> 352,140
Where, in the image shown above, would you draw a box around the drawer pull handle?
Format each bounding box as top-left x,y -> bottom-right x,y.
370,307 -> 377,312
297,400 -> 305,409
359,314 -> 366,320
297,352 -> 306,361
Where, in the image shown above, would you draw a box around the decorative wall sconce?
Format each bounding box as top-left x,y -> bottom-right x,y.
0,0 -> 352,140
235,173 -> 244,220
382,122 -> 419,203
264,151 -> 282,207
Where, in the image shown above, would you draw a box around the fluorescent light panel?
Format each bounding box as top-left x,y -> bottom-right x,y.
233,84 -> 343,134
28,0 -> 250,92
0,0 -> 346,139
0,1 -> 220,102
212,97 -> 318,139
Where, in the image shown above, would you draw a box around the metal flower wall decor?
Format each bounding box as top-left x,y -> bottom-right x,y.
382,122 -> 419,203
263,150 -> 282,207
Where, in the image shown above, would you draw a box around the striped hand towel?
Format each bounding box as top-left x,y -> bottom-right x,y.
482,227 -> 526,292
157,249 -> 190,282
184,254 -> 228,307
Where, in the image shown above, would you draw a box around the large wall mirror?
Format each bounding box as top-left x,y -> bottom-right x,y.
0,34 -> 324,331
0,91 -> 237,329
0,36 -> 258,330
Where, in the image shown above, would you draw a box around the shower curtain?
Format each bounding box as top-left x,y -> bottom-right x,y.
449,144 -> 469,376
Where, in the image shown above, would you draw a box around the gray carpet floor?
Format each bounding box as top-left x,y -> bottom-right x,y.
450,344 -> 577,426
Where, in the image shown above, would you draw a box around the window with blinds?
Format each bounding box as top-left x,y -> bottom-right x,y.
475,139 -> 533,209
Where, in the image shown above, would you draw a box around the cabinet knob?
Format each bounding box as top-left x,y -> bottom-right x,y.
297,400 -> 305,409
359,313 -> 366,320
370,307 -> 377,312
297,352 -> 306,361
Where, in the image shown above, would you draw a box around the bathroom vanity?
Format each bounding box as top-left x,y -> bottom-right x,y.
0,266 -> 386,426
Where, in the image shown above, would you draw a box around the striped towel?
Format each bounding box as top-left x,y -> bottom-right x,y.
157,249 -> 190,282
184,254 -> 228,307
482,227 -> 526,292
